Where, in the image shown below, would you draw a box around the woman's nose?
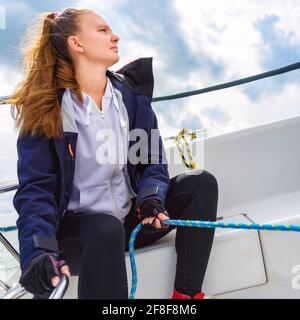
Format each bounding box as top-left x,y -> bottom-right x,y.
112,33 -> 120,43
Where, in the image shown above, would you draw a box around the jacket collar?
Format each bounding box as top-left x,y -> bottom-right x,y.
59,75 -> 126,134
57,57 -> 154,134
57,56 -> 154,106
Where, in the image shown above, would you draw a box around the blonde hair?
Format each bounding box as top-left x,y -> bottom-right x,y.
9,7 -> 93,139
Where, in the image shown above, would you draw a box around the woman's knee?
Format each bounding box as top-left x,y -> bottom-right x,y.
187,170 -> 218,220
199,170 -> 218,194
86,214 -> 125,246
185,169 -> 218,196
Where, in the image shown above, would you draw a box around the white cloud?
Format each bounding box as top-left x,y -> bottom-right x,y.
265,1 -> 300,46
173,0 -> 274,78
0,64 -> 22,180
0,63 -> 22,96
160,0 -> 300,137
0,105 -> 18,180
157,79 -> 300,141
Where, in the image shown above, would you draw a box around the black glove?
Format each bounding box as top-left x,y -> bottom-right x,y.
19,252 -> 66,295
136,198 -> 170,234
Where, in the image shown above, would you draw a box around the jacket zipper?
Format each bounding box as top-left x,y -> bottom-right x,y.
99,109 -> 119,217
102,106 -> 137,198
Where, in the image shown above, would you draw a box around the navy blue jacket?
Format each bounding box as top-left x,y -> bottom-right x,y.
13,57 -> 170,272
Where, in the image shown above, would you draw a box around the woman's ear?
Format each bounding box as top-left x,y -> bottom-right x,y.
67,35 -> 84,54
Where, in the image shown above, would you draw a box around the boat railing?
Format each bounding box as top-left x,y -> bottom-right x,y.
1,274 -> 69,299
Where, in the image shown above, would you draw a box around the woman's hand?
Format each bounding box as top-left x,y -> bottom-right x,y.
136,198 -> 170,233
19,252 -> 71,295
51,265 -> 71,287
141,212 -> 170,230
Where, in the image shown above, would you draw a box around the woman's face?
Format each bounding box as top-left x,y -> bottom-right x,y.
69,11 -> 120,67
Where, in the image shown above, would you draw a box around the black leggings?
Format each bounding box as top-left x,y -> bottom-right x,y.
55,170 -> 218,299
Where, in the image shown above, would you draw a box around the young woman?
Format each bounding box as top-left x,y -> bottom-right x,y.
10,7 -> 219,299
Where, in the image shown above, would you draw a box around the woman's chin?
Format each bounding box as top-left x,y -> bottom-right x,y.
112,54 -> 120,63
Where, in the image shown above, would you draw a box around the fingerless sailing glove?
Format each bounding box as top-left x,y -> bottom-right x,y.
19,252 -> 66,295
136,198 -> 170,234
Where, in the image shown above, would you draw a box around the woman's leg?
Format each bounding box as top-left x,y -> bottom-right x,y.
169,170 -> 218,296
57,212 -> 128,299
124,169 -> 218,296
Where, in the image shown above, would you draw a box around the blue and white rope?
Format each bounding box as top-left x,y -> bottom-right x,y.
128,218 -> 300,299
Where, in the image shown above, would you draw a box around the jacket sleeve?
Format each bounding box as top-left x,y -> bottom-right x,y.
134,94 -> 170,209
13,131 -> 60,272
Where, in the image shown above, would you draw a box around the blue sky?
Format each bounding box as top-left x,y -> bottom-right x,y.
0,0 -> 300,181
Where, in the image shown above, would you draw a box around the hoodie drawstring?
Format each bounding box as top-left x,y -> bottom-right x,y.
84,79 -> 126,128
85,99 -> 92,126
109,81 -> 126,128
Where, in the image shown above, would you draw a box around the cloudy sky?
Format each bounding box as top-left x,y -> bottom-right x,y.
0,0 -> 300,181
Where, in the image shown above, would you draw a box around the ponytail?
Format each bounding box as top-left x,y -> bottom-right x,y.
9,8 -> 92,139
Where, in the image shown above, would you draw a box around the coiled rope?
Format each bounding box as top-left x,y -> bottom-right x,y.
173,128 -> 202,169
128,218 -> 300,299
